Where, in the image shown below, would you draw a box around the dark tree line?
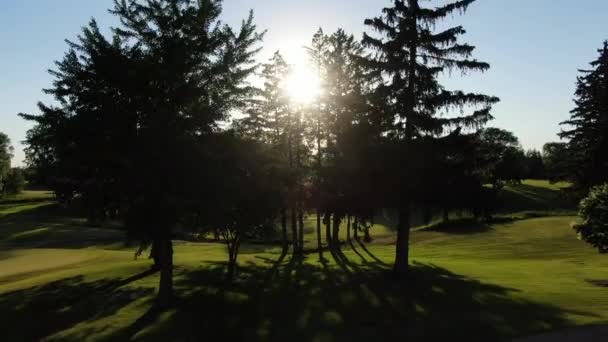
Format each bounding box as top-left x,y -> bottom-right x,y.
20,0 -> 517,304
0,132 -> 25,196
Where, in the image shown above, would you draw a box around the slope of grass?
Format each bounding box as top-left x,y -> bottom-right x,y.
500,179 -> 576,215
1,187 -> 606,341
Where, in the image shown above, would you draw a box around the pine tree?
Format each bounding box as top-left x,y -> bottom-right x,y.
560,41 -> 608,190
305,28 -> 330,258
21,0 -> 263,306
363,0 -> 499,276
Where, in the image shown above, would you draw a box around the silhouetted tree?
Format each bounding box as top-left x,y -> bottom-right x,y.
234,51 -> 292,255
202,134 -> 283,281
524,150 -> 545,179
543,142 -> 573,183
21,0 -> 263,307
363,0 -> 498,276
305,28 -> 330,258
560,41 -> 608,191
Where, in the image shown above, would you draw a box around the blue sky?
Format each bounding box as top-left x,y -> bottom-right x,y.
1,0 -> 607,165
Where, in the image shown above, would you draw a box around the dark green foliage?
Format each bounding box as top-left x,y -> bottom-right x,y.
524,149 -> 546,179
362,0 -> 498,275
543,142 -> 573,183
560,41 -> 608,190
0,132 -> 13,194
2,168 -> 26,195
198,134 -> 284,280
573,183 -> 608,253
476,128 -> 527,189
20,0 -> 264,305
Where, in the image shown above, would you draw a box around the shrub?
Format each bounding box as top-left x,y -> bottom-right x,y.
573,183 -> 608,253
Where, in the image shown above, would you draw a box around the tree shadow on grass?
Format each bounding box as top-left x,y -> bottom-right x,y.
120,259 -> 589,342
0,271 -> 156,342
500,183 -> 576,213
0,204 -> 124,250
422,218 -> 494,235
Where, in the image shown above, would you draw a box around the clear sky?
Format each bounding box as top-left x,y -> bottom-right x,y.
1,0 -> 607,166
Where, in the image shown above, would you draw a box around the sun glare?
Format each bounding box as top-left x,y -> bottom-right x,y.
283,65 -> 321,104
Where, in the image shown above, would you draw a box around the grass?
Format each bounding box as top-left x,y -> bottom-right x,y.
1,183 -> 606,341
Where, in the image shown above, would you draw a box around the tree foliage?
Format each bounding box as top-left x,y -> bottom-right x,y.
0,132 -> 13,194
20,0 -> 264,306
560,41 -> 608,190
362,0 -> 498,275
476,128 -> 526,189
573,183 -> 608,253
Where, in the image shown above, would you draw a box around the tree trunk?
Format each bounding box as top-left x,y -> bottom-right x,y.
332,215 -> 340,246
150,239 -> 161,271
325,212 -> 332,249
393,204 -> 411,277
291,208 -> 298,256
298,209 -> 304,254
281,208 -> 288,254
443,208 -> 450,222
156,237 -> 174,307
226,236 -> 241,282
346,216 -> 351,241
353,217 -> 359,240
316,210 -> 323,259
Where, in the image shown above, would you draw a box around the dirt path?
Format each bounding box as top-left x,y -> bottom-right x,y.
515,325 -> 608,341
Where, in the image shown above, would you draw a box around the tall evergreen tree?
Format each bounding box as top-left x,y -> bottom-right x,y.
560,41 -> 608,190
363,0 -> 499,276
305,28 -> 330,259
21,0 -> 263,306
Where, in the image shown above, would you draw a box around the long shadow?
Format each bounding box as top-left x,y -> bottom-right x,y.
355,237 -> 389,266
500,183 -> 576,213
421,218 -> 494,235
0,203 -> 124,250
347,237 -> 368,263
112,259 -> 587,342
0,273 -> 155,342
3,256 -> 592,342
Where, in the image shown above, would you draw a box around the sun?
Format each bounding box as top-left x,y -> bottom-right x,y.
283,65 -> 321,104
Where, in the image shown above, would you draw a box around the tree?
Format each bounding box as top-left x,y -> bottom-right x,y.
524,149 -> 545,179
573,183 -> 608,253
21,0 -> 263,307
305,28 -> 370,252
3,168 -> 26,195
476,128 -> 527,189
363,0 -> 498,276
305,28 -> 330,259
0,132 -> 12,195
543,142 -> 573,183
234,51 -> 292,256
202,134 -> 283,281
560,41 -> 608,190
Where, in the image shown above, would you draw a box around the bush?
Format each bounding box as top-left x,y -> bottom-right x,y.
573,183 -> 608,253
2,168 -> 25,195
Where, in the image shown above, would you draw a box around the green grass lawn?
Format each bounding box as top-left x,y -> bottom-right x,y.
1,185 -> 606,341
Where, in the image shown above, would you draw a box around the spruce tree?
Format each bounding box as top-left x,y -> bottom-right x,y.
560,41 -> 608,190
363,0 -> 499,276
21,0 -> 263,306
305,28 -> 330,259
